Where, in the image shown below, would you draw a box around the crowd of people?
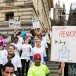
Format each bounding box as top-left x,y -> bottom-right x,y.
0,27 -> 52,76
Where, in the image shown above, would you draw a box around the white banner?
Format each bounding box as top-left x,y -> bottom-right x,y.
51,26 -> 76,63
9,19 -> 21,28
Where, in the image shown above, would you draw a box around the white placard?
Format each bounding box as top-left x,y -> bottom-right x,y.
32,17 -> 40,28
51,26 -> 76,63
9,19 -> 21,28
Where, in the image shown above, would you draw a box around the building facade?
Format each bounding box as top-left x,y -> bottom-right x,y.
0,0 -> 53,34
53,0 -> 66,22
68,2 -> 76,25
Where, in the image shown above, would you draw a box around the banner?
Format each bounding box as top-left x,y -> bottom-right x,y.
51,26 -> 76,63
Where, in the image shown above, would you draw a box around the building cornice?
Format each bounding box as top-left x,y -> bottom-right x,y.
0,1 -> 33,9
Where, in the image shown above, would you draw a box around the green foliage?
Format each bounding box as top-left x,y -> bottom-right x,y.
51,19 -> 65,26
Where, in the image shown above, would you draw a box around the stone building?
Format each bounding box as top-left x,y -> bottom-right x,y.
0,0 -> 53,35
68,2 -> 76,25
53,0 -> 66,22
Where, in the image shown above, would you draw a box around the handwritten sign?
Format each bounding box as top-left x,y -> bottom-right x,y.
32,17 -> 41,28
50,26 -> 76,63
9,19 -> 21,28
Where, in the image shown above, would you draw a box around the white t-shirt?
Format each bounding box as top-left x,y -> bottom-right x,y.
45,34 -> 50,44
17,36 -> 24,44
0,50 -> 7,64
42,35 -> 50,47
41,40 -> 48,49
11,43 -> 22,56
31,47 -> 46,63
3,55 -> 22,71
21,44 -> 32,60
42,36 -> 47,42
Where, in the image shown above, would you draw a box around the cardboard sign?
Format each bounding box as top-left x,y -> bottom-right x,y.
9,19 -> 21,28
51,26 -> 76,63
32,17 -> 40,28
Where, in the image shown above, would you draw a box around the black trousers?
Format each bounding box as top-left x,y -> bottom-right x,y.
46,48 -> 48,59
0,64 -> 3,76
21,59 -> 30,76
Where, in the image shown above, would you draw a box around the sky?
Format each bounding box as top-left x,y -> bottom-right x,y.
51,0 -> 76,20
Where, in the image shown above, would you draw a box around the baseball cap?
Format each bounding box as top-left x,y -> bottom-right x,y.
34,53 -> 41,59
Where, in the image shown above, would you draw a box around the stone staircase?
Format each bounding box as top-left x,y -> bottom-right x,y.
47,61 -> 59,76
0,0 -> 33,35
46,46 -> 60,76
0,20 -> 32,35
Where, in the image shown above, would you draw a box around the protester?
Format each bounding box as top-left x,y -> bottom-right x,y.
0,27 -> 50,76
0,42 -> 7,76
32,34 -> 38,47
58,62 -> 76,76
41,38 -> 48,50
27,53 -> 50,76
21,27 -> 27,39
26,30 -> 32,44
21,38 -> 32,76
11,29 -> 17,43
1,62 -> 15,76
11,37 -> 22,56
41,31 -> 50,59
0,42 -> 7,57
0,35 -> 7,48
3,45 -> 22,76
36,28 -> 41,37
30,29 -> 35,37
30,38 -> 47,64
17,31 -> 24,44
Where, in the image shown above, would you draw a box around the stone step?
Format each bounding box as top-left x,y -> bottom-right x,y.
0,26 -> 32,31
47,63 -> 59,65
47,64 -> 59,67
0,26 -> 32,35
49,67 -> 58,70
46,61 -> 59,64
0,20 -> 32,27
50,70 -> 58,73
46,48 -> 59,76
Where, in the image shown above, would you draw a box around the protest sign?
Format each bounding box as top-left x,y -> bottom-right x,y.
51,26 -> 76,63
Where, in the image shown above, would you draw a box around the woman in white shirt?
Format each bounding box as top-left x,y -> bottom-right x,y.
0,42 -> 7,75
3,45 -> 22,76
21,38 -> 32,76
17,31 -> 24,44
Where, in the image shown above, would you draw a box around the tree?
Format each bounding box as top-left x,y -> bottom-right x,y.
51,18 -> 65,26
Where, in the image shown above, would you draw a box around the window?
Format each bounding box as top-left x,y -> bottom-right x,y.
73,12 -> 76,18
5,12 -> 14,21
62,10 -> 65,15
